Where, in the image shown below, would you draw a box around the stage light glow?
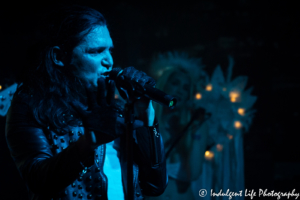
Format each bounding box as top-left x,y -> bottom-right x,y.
206,84 -> 213,91
238,108 -> 245,116
234,121 -> 242,129
204,150 -> 214,160
0,85 -> 2,90
229,91 -> 239,102
227,134 -> 233,140
114,94 -> 119,99
195,93 -> 202,100
216,144 -> 223,152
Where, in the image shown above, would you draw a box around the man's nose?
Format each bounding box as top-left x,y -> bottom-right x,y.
101,54 -> 113,70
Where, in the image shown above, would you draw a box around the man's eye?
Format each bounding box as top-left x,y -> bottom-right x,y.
88,50 -> 99,54
88,48 -> 113,54
88,48 -> 104,54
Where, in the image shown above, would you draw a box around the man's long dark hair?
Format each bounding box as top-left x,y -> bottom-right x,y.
16,5 -> 107,130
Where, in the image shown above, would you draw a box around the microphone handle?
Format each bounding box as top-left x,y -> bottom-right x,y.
143,84 -> 177,108
107,68 -> 177,108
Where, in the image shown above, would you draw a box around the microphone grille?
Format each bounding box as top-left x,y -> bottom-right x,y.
109,68 -> 122,79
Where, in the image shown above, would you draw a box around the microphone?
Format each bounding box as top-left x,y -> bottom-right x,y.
107,68 -> 177,108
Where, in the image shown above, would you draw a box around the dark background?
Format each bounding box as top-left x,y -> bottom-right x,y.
0,0 -> 299,199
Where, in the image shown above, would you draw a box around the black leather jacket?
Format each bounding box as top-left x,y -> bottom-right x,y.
5,91 -> 168,200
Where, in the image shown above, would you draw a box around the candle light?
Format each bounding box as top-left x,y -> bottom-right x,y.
206,84 -> 213,91
234,121 -> 242,129
229,91 -> 239,102
216,144 -> 223,152
195,93 -> 202,100
238,108 -> 245,116
227,134 -> 233,140
204,150 -> 214,160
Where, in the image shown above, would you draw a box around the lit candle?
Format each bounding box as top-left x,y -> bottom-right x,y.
216,144 -> 223,152
234,121 -> 242,129
206,84 -> 213,91
227,134 -> 233,140
195,93 -> 202,100
238,108 -> 245,116
229,91 -> 239,102
204,150 -> 214,160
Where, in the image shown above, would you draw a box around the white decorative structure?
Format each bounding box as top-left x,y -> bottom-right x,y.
192,56 -> 257,199
149,52 -> 257,199
150,51 -> 207,84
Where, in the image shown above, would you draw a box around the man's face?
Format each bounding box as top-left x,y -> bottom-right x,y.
71,25 -> 113,86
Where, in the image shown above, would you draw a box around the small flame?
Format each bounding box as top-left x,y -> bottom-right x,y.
206,84 -> 213,91
229,91 -> 239,102
195,93 -> 202,100
234,121 -> 242,129
216,144 -> 223,152
204,150 -> 214,160
227,134 -> 233,140
238,108 -> 245,116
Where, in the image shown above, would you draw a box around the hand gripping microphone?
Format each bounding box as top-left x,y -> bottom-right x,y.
107,68 -> 177,108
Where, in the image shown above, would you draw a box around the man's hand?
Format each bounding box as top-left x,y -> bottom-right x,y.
70,78 -> 121,149
119,67 -> 156,126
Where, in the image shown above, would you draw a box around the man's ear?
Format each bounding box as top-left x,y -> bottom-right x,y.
51,46 -> 65,67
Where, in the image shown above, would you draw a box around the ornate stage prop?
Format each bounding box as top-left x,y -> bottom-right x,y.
192,55 -> 257,200
150,52 -> 257,200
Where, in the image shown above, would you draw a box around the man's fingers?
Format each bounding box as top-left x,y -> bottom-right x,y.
123,67 -> 155,87
136,72 -> 147,87
146,76 -> 156,87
